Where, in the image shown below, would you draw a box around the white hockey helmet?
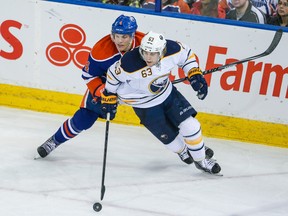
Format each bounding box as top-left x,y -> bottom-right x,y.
139,31 -> 167,60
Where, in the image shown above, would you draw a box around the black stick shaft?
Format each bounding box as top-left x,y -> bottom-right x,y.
100,112 -> 110,200
172,29 -> 283,84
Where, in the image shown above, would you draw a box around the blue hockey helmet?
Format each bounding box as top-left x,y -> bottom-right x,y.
111,15 -> 138,36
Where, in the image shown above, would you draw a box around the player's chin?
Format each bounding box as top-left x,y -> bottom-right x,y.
145,61 -> 155,67
116,45 -> 126,52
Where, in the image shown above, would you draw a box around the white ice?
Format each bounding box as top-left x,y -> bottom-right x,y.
0,106 -> 288,216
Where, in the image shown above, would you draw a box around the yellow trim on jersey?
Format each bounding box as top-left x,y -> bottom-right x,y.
1,83 -> 287,148
187,53 -> 196,60
106,73 -> 114,81
121,99 -> 137,103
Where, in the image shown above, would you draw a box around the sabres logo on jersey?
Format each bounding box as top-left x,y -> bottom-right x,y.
149,74 -> 170,94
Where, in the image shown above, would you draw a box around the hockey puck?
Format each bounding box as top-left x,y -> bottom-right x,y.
93,202 -> 102,212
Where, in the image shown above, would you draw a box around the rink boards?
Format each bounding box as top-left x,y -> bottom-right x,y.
1,0 -> 287,147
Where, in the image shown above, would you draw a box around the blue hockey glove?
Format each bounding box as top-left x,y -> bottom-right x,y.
101,89 -> 118,120
188,67 -> 208,100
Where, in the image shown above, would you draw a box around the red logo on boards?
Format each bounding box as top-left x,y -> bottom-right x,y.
0,20 -> 23,60
46,24 -> 91,69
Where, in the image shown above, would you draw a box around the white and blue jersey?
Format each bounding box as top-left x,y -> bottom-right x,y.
105,40 -> 199,108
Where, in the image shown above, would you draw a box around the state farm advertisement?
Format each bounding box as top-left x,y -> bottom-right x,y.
1,0 -> 287,124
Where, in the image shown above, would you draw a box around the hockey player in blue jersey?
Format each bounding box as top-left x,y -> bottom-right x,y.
101,31 -> 221,174
35,15 -> 144,158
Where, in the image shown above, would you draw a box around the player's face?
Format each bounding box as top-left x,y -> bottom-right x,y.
141,50 -> 160,67
112,34 -> 133,52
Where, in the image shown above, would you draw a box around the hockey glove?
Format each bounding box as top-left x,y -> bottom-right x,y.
101,89 -> 118,120
188,67 -> 208,100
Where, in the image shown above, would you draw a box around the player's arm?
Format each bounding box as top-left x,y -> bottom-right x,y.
85,76 -> 105,98
82,56 -> 106,98
178,42 -> 208,100
100,61 -> 123,120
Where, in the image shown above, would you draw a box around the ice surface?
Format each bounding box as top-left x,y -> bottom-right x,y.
0,106 -> 287,216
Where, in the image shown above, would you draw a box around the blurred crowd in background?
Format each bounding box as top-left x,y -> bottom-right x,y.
84,0 -> 288,26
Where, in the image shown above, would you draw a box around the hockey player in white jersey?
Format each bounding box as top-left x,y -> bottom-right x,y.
101,31 -> 221,174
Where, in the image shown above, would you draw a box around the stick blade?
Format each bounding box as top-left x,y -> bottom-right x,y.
265,29 -> 283,55
100,185 -> 106,200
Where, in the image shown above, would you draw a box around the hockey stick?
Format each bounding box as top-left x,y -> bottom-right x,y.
93,113 -> 110,212
100,112 -> 110,200
172,29 -> 283,84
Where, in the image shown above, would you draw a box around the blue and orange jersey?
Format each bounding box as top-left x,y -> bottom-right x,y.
82,31 -> 145,81
81,31 -> 145,98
